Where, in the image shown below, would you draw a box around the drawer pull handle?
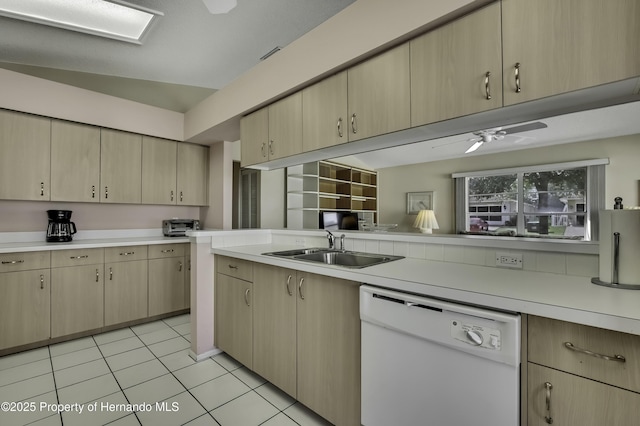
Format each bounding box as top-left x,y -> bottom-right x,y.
119,251 -> 135,256
286,274 -> 293,296
228,265 -> 238,270
2,260 -> 24,265
544,382 -> 553,424
244,288 -> 250,306
564,342 -> 626,362
161,249 -> 175,253
70,255 -> 89,259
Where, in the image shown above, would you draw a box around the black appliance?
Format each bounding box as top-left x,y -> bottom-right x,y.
319,211 -> 359,231
46,210 -> 77,242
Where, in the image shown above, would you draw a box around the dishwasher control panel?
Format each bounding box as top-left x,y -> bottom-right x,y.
451,321 -> 501,350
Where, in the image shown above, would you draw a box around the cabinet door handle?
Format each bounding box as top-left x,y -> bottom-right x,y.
514,62 -> 521,93
105,186 -> 109,199
228,264 -> 238,270
91,185 -> 95,198
298,277 -> 305,300
544,382 -> 553,424
40,274 -> 44,289
268,140 -> 274,156
350,113 -> 357,134
244,288 -> 250,306
109,267 -> 113,281
178,261 -> 183,272
70,255 -> 89,260
337,117 -> 343,138
563,342 -> 626,362
40,182 -> 44,197
484,71 -> 492,100
161,249 -> 174,253
261,141 -> 266,158
180,191 -> 183,202
286,274 -> 293,296
171,190 -> 174,202
96,268 -> 99,282
1,259 -> 24,265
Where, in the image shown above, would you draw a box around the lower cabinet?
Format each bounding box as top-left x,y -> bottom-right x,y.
526,315 -> 640,425
104,246 -> 148,326
148,244 -> 186,316
216,259 -> 361,426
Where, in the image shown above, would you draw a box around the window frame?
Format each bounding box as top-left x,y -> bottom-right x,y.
453,159 -> 608,241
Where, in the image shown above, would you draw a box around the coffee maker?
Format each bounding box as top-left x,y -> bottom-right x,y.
46,210 -> 77,242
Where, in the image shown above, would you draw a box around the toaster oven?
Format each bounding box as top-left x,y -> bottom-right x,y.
163,219 -> 200,237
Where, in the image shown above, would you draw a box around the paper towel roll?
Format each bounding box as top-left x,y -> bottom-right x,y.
598,210 -> 640,286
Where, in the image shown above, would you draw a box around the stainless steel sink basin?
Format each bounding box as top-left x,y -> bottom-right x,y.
263,248 -> 403,269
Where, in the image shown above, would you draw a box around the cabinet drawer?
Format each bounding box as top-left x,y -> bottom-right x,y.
528,315 -> 640,392
148,243 -> 186,259
216,255 -> 253,282
51,248 -> 104,267
104,246 -> 148,263
0,251 -> 50,273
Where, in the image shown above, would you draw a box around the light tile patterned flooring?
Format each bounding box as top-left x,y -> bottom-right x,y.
0,314 -> 332,426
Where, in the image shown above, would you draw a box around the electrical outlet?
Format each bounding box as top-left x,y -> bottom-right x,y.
495,252 -> 523,269
295,238 -> 306,246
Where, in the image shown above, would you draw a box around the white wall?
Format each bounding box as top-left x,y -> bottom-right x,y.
378,134 -> 640,233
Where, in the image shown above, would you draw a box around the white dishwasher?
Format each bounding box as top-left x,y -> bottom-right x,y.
360,285 -> 520,426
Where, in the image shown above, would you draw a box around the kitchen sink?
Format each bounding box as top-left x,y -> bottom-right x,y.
263,248 -> 403,269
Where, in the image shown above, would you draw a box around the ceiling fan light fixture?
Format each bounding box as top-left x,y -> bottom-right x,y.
0,0 -> 162,44
203,0 -> 237,14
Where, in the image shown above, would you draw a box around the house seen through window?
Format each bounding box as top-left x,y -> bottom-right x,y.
454,160 -> 607,241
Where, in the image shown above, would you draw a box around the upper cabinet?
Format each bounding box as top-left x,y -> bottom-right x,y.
51,120 -> 101,202
347,43 -> 411,142
100,129 -> 143,204
0,110 -> 51,201
142,136 -> 177,205
411,3 -> 503,126
502,0 -> 640,105
302,71 -> 348,152
177,143 -> 209,206
240,93 -> 302,167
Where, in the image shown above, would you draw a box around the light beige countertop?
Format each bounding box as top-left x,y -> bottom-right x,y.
213,243 -> 640,336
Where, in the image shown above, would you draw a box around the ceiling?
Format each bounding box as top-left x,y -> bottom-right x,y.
0,0 -> 355,112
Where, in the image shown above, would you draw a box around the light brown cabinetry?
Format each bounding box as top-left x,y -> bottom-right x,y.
411,3 -> 502,126
177,143 -> 209,206
142,136 -> 177,205
215,256 -> 254,368
502,0 -> 640,106
148,244 -> 186,316
302,71 -> 349,152
0,110 -> 51,201
527,315 -> 640,425
100,128 -> 142,204
0,251 -> 51,350
347,43 -> 411,142
240,108 -> 268,167
50,120 -> 101,202
104,246 -> 148,326
50,248 -> 104,338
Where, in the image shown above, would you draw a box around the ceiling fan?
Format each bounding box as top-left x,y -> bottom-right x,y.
433,121 -> 548,153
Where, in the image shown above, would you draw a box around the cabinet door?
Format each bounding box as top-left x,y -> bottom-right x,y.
51,120 -> 101,202
252,264 -> 297,397
184,253 -> 191,309
268,92 -> 302,161
347,43 -> 410,142
502,0 -> 640,105
104,260 -> 148,326
142,136 -> 177,205
215,273 -> 252,369
0,110 -> 51,201
302,72 -> 348,152
528,363 -> 640,426
100,128 -> 142,203
411,3 -> 502,127
148,257 -> 185,316
0,269 -> 50,350
177,143 -> 208,206
240,108 -> 269,167
51,265 -> 104,338
297,273 -> 360,425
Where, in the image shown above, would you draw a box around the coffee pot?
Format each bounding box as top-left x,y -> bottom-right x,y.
46,210 -> 77,242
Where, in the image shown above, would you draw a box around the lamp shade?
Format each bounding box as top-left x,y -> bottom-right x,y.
413,210 -> 439,234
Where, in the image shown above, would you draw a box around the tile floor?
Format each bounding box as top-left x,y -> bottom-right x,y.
0,314 -> 332,426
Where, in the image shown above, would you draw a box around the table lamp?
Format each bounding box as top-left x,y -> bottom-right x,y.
413,210 -> 439,234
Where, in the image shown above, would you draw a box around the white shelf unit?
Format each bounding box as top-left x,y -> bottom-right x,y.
287,161 -> 378,229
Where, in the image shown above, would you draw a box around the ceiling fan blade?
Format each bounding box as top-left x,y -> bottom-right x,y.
502,121 -> 547,135
465,140 -> 484,153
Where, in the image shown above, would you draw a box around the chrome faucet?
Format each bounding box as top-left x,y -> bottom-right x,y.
325,230 -> 335,249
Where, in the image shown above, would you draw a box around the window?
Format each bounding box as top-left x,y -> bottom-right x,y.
453,159 -> 607,241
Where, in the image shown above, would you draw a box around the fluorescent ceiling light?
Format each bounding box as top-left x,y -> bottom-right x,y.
0,0 -> 163,44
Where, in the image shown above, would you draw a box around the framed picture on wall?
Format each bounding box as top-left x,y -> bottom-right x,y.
407,191 -> 434,214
